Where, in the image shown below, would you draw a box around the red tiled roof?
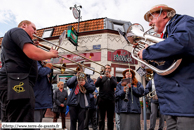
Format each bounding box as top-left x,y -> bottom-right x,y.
0,37 -> 3,47
0,18 -> 105,45
36,18 -> 105,37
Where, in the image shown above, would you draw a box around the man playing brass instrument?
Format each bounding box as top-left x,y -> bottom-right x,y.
138,4 -> 194,129
95,64 -> 117,130
145,79 -> 164,130
0,20 -> 58,123
66,66 -> 95,130
33,61 -> 54,124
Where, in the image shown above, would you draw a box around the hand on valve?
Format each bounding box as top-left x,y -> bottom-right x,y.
123,83 -> 131,92
137,44 -> 149,60
45,63 -> 53,69
78,80 -> 86,86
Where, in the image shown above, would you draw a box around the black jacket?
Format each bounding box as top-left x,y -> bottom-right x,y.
67,75 -> 95,108
52,89 -> 68,113
95,76 -> 117,101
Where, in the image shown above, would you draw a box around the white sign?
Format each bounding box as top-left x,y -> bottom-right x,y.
1,122 -> 62,129
84,67 -> 95,75
72,7 -> 79,19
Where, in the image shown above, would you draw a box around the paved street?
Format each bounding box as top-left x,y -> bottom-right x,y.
42,117 -> 167,130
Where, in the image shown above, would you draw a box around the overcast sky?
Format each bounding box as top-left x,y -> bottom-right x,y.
0,0 -> 193,37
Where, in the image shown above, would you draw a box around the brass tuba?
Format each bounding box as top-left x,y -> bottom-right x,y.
77,71 -> 87,94
118,23 -> 182,76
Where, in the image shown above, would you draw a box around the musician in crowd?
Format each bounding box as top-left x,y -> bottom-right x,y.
115,84 -> 121,130
137,4 -> 194,129
66,66 -> 95,130
52,81 -> 68,130
115,69 -> 144,130
144,79 -> 164,130
33,61 -> 53,124
84,79 -> 98,130
95,64 -> 117,130
0,20 -> 58,122
93,78 -> 100,126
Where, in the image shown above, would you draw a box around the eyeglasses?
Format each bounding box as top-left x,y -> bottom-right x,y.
148,9 -> 163,22
148,14 -> 159,22
125,72 -> 132,76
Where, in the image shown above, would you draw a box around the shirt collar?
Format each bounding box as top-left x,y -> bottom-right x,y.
163,21 -> 170,34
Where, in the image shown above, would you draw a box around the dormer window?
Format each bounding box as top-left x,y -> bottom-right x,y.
113,23 -> 124,32
42,28 -> 54,38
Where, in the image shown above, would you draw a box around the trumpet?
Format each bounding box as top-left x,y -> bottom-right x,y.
147,90 -> 158,100
42,61 -> 77,76
52,63 -> 66,74
148,90 -> 155,98
118,23 -> 182,76
42,61 -> 67,74
33,33 -> 106,75
104,70 -> 110,76
145,72 -> 153,81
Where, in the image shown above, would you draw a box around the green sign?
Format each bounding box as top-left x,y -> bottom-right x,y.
67,26 -> 78,46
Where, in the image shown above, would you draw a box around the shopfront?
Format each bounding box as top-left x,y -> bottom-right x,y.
108,49 -> 138,82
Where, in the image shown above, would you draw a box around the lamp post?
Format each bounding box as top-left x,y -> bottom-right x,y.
70,4 -> 82,50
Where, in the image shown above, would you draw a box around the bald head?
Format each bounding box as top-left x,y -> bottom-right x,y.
18,20 -> 36,39
18,20 -> 32,27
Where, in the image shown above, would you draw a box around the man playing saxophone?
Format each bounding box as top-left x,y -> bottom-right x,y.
138,4 -> 194,129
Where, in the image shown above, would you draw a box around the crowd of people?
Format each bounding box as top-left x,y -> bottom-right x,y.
0,3 -> 194,130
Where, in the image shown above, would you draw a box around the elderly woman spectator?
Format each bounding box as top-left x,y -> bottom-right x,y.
52,81 -> 68,130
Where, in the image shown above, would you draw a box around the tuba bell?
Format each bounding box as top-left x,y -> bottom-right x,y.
118,23 -> 182,76
77,71 -> 87,94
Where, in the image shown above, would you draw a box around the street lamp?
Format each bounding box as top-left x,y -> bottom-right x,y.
70,4 -> 82,50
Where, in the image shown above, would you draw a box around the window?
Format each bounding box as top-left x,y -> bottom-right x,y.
113,23 -> 124,32
42,28 -> 54,38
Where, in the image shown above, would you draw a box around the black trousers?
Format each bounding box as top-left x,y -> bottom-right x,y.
53,112 -> 66,129
98,97 -> 115,130
0,87 -> 35,122
0,87 -> 35,130
69,105 -> 86,130
84,108 -> 97,130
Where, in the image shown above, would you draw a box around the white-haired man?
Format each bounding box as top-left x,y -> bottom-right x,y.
138,4 -> 194,130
